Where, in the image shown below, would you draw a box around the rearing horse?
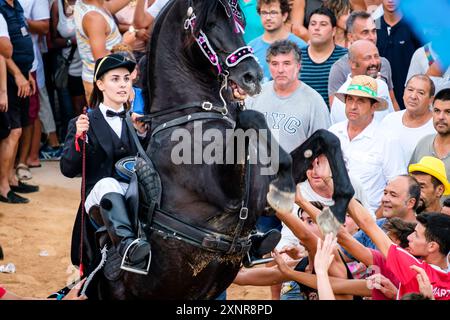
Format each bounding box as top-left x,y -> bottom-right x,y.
84,0 -> 353,299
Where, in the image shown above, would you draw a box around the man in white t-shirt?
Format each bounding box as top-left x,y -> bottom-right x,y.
329,75 -> 406,215
380,74 -> 436,168
16,0 -> 51,182
331,39 -> 394,125
18,0 -> 49,89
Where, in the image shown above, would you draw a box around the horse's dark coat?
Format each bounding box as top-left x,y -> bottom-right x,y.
74,0 -> 353,299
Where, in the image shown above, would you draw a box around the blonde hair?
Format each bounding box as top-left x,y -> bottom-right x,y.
111,44 -> 137,63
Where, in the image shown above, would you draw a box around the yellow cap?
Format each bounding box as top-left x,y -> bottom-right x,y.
409,156 -> 450,196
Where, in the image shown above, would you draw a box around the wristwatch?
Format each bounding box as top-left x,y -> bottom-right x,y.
66,38 -> 72,47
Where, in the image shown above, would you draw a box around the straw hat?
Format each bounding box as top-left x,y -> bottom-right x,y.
409,156 -> 450,196
334,75 -> 388,111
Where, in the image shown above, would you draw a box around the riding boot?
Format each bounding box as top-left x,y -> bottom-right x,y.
99,192 -> 151,273
243,229 -> 281,267
249,229 -> 281,256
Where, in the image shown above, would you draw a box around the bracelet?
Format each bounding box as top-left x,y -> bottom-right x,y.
66,38 -> 72,47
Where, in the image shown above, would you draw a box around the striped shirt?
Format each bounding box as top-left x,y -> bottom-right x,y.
300,45 -> 347,108
74,0 -> 122,83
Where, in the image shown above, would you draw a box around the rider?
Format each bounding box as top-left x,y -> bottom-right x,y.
60,53 -> 151,274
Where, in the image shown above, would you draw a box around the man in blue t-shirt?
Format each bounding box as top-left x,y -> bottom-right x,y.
249,0 -> 306,84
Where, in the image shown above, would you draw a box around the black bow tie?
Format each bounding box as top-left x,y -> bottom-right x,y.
106,109 -> 126,118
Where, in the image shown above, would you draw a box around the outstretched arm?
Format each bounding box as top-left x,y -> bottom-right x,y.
272,250 -> 371,296
233,261 -> 297,286
347,198 -> 393,258
276,209 -> 318,255
337,226 -> 374,266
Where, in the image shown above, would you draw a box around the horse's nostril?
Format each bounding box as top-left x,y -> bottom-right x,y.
243,72 -> 257,84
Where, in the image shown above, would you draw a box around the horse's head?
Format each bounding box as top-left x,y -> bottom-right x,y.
183,0 -> 263,98
149,0 -> 262,109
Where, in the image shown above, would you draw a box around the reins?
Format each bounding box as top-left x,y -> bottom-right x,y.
75,107 -> 88,278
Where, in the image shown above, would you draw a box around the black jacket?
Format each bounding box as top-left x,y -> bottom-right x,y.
60,107 -> 148,195
60,107 -> 148,268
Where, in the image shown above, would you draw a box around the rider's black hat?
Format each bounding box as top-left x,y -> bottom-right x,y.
93,54 -> 136,81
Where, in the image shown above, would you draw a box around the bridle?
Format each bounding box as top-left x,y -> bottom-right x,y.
139,0 -> 256,129
183,11 -> 254,77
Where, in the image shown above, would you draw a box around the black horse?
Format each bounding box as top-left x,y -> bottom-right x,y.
79,0 -> 353,299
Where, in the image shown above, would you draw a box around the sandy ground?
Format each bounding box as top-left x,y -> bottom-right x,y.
0,162 -> 270,299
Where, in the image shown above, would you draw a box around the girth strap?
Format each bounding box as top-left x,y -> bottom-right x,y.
150,207 -> 251,255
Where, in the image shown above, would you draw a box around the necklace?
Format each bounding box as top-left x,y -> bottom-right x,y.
129,0 -> 137,7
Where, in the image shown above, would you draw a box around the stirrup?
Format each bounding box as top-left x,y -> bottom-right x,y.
120,239 -> 151,275
242,252 -> 274,268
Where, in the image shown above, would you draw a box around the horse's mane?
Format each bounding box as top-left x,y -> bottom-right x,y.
146,0 -> 236,112
151,0 -> 243,38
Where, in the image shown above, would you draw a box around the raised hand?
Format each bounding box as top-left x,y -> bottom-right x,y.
314,233 -> 336,276
410,265 -> 434,300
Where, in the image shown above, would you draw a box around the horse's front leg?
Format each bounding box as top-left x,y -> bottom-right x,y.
290,129 -> 354,224
236,109 -> 295,214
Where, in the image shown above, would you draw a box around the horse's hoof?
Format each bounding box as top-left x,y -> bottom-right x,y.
316,207 -> 342,236
266,184 -> 294,215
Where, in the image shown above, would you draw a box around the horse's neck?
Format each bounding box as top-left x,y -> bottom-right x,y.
149,28 -> 223,112
151,67 -> 219,109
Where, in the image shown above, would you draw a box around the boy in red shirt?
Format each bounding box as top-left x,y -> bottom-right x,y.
347,199 -> 450,300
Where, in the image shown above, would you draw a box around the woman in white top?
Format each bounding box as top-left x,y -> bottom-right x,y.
74,0 -> 136,101
51,0 -> 86,116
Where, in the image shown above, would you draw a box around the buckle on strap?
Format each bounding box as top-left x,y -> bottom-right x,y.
202,101 -> 213,111
202,235 -> 222,250
239,206 -> 248,220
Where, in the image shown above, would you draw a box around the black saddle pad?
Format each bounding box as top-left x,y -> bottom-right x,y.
103,246 -> 124,281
